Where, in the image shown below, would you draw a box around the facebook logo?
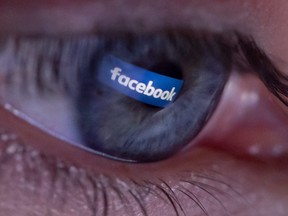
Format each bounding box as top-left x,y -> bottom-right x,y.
97,55 -> 183,108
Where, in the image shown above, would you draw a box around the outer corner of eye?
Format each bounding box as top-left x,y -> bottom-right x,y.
0,32 -> 239,163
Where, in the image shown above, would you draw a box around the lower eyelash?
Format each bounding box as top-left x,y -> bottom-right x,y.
0,129 -> 242,216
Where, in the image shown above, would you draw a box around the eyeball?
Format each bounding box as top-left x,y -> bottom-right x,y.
0,32 -> 232,162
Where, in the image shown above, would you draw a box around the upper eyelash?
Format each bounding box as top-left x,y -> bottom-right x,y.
1,31 -> 287,109
235,35 -> 288,107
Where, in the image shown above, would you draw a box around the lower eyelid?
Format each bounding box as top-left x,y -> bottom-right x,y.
0,133 -> 246,216
1,121 -> 287,216
0,75 -> 288,216
0,111 -> 233,215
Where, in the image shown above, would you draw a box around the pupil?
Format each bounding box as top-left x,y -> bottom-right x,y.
133,60 -> 183,80
148,61 -> 183,80
129,61 -> 183,109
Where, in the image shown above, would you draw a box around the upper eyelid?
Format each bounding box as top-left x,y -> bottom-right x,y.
0,1 -> 249,36
0,31 -> 287,104
235,34 -> 288,107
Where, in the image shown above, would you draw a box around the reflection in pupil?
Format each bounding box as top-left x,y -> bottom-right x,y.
148,62 -> 183,80
131,61 -> 183,109
134,61 -> 183,80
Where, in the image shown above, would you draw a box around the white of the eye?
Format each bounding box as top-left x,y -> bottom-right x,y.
2,92 -> 82,145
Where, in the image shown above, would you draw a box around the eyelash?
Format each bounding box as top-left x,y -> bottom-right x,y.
236,35 -> 288,106
1,31 -> 287,105
0,30 -> 288,215
0,131 -> 243,216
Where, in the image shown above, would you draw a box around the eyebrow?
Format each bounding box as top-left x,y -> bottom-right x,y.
0,0 -> 249,35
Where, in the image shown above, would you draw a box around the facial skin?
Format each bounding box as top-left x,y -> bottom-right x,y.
0,0 -> 288,216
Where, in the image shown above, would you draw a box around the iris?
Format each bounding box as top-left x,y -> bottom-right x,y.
76,31 -> 231,162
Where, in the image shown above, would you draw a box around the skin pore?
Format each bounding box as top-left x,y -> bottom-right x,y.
0,0 -> 288,215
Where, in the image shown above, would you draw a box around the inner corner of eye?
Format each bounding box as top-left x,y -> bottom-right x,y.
0,33 -> 231,163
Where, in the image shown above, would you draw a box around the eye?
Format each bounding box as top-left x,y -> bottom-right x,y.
2,1 -> 288,215
0,31 -> 231,162
0,31 -> 287,163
